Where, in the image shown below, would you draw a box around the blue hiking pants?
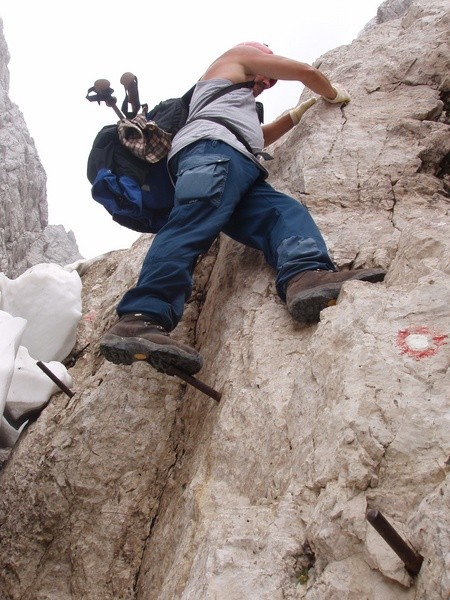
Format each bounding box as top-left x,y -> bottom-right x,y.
118,140 -> 335,331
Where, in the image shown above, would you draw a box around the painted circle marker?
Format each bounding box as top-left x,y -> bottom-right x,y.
396,326 -> 447,360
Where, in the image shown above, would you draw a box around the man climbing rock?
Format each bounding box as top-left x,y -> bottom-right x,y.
100,41 -> 385,375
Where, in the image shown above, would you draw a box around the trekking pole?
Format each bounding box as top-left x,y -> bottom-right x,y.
120,72 -> 141,118
86,79 -> 125,119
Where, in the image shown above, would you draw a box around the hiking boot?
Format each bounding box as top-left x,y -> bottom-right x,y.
99,313 -> 203,375
286,268 -> 386,324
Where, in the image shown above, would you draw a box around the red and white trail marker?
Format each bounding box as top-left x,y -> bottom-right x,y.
396,326 -> 448,360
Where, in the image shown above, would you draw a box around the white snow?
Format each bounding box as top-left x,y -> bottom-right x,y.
0,263 -> 82,448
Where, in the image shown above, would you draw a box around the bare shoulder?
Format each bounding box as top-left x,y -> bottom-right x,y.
201,46 -> 254,82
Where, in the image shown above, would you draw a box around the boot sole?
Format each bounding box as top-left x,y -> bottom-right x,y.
99,333 -> 203,375
288,269 -> 386,324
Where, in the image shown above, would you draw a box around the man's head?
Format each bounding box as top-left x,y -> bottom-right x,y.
238,41 -> 273,54
237,42 -> 278,92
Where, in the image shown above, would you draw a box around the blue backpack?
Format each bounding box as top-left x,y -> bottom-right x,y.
86,81 -> 261,233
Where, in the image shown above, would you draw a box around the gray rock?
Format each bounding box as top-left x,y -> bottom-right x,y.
0,18 -> 82,278
0,1 -> 449,599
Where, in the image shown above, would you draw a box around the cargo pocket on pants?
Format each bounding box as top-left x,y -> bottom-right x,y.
175,155 -> 230,207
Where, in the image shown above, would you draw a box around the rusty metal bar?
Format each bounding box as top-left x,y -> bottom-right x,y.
366,508 -> 423,576
36,361 -> 75,398
170,367 -> 221,402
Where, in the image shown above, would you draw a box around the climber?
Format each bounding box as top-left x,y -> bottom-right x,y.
99,41 -> 386,376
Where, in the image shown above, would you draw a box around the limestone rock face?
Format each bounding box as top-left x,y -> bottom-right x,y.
43,224 -> 83,267
0,18 -> 82,278
0,1 -> 449,599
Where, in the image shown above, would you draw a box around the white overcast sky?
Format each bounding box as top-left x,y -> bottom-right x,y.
1,0 -> 382,260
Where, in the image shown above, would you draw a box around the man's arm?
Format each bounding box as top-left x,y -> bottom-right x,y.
204,46 -> 339,100
262,113 -> 296,147
262,98 -> 317,147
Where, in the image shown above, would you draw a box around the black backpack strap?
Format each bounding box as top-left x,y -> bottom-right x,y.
189,115 -> 273,161
180,85 -> 196,107
191,116 -> 253,153
194,80 -> 255,113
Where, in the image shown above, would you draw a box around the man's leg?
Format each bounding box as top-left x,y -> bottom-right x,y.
222,178 -> 336,293
223,180 -> 385,324
100,140 -> 261,372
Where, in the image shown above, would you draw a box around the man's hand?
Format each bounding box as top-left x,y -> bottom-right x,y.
289,97 -> 317,125
322,84 -> 350,104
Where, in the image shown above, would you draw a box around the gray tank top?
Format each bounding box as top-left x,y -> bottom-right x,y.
168,79 -> 267,175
